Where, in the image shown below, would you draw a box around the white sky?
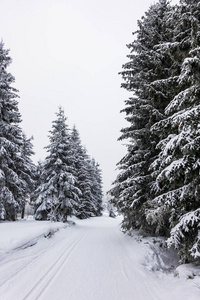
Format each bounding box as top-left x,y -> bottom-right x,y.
1,0 -> 179,195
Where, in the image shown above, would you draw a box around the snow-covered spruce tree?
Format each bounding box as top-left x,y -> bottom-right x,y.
20,133 -> 36,218
109,0 -> 175,233
34,107 -> 81,222
71,126 -> 103,218
34,160 -> 44,187
0,41 -> 35,220
89,158 -> 103,216
70,126 -> 94,219
146,0 -> 200,263
30,160 -> 45,206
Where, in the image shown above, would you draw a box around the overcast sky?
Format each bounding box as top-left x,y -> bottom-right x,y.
1,0 -> 179,195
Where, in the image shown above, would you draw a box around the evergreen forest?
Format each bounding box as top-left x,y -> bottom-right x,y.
1,0 -> 200,266
0,41 -> 103,222
110,0 -> 200,264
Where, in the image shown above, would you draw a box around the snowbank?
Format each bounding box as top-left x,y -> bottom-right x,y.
174,263 -> 200,280
0,218 -> 67,258
139,237 -> 179,272
134,233 -> 200,284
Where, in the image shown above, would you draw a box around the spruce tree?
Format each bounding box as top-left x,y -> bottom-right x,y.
19,133 -> 35,218
109,0 -> 174,233
70,126 -> 93,219
34,107 -> 81,222
0,41 -> 34,220
71,126 -> 103,218
89,158 -> 103,216
146,0 -> 200,263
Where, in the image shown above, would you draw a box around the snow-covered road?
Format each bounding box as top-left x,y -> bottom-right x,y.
0,216 -> 199,300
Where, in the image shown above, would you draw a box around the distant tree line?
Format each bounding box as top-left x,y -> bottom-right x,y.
0,41 -> 103,222
109,0 -> 200,264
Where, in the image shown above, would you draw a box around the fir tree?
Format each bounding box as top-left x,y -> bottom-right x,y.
34,107 -> 81,222
0,41 -> 34,220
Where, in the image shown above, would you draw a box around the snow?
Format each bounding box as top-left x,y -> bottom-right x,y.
0,214 -> 200,300
174,264 -> 200,280
0,218 -> 65,255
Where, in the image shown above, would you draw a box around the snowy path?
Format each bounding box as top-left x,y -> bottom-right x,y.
0,216 -> 199,300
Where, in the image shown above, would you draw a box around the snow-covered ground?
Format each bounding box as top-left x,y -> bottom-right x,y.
0,214 -> 200,300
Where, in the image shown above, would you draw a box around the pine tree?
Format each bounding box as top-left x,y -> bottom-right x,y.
34,107 -> 81,222
146,0 -> 200,263
109,0 -> 174,233
0,41 -> 34,220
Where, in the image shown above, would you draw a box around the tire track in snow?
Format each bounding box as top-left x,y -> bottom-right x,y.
0,228 -> 65,288
0,248 -> 47,288
22,232 -> 85,300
